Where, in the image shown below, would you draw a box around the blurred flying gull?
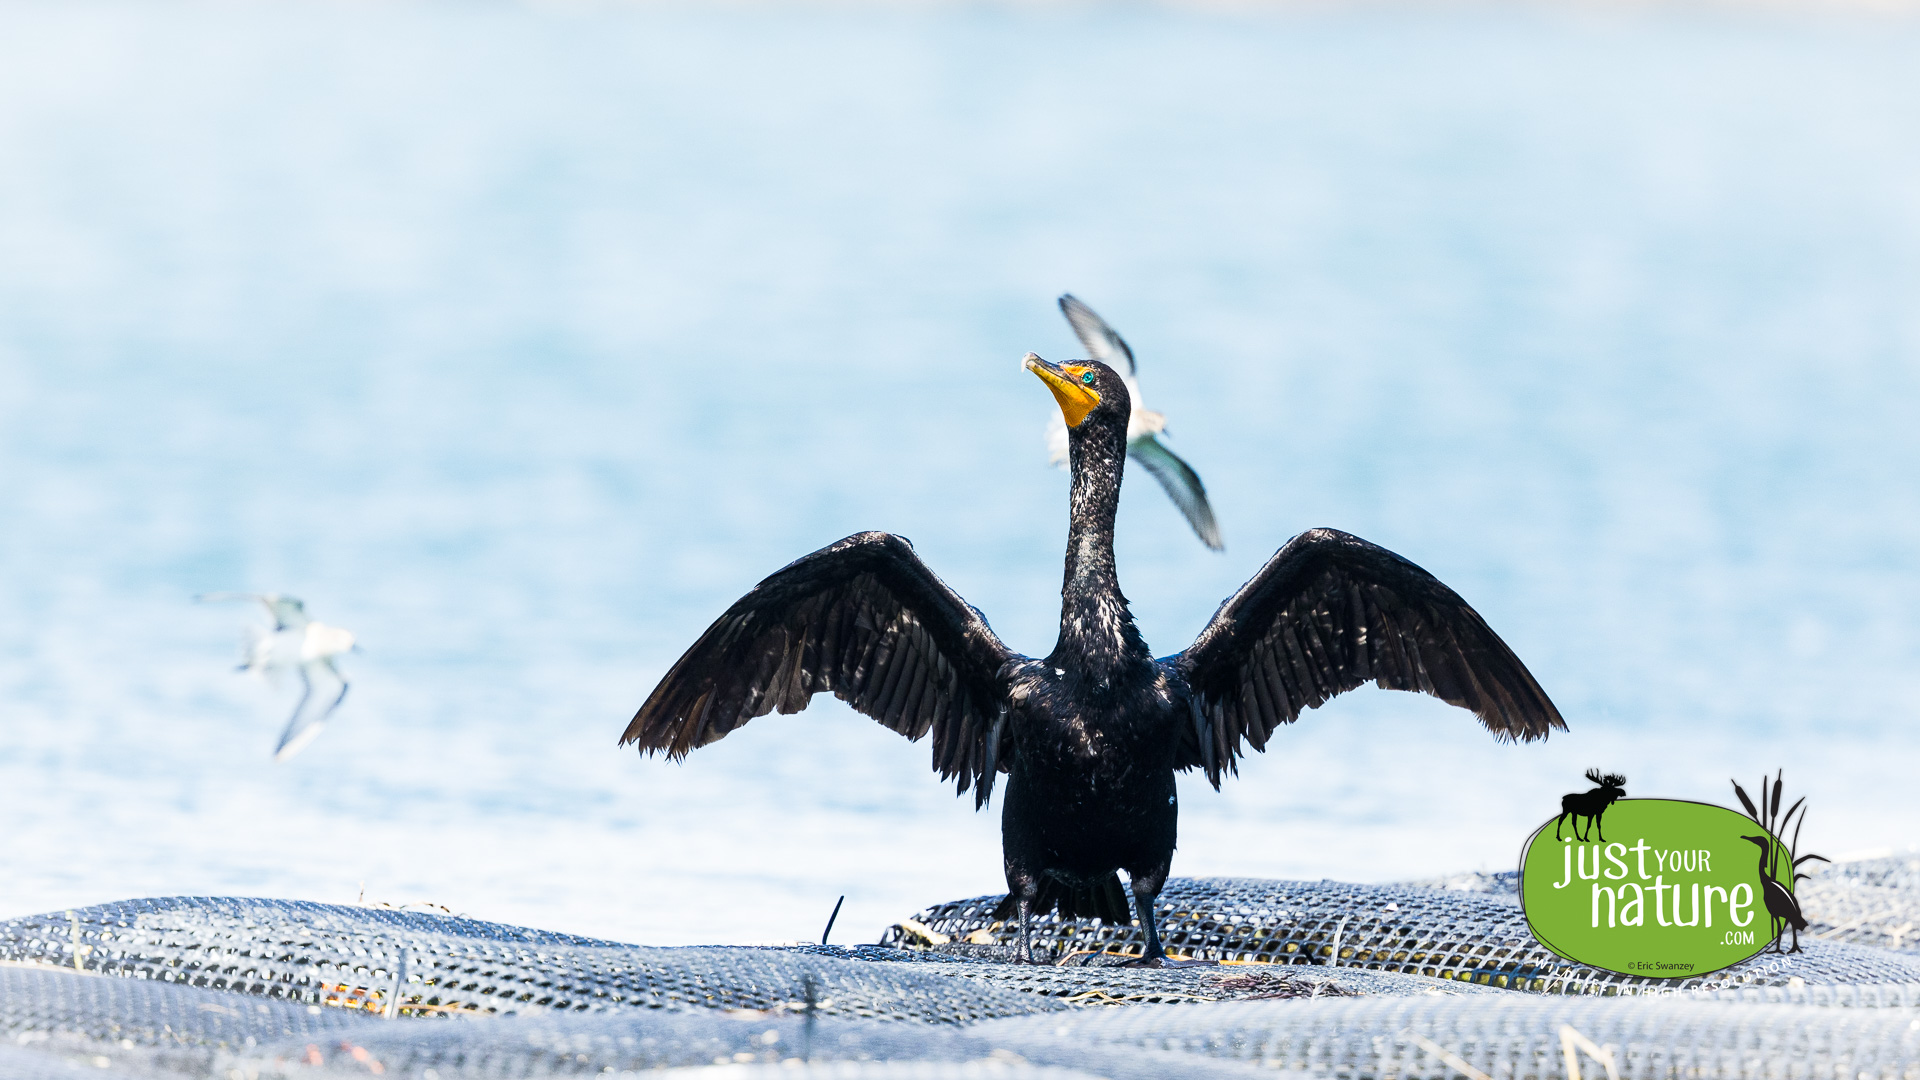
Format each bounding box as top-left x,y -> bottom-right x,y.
1046,294 -> 1224,550
196,593 -> 356,761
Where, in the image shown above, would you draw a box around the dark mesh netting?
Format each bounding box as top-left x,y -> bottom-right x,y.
1400,857 -> 1920,957
976,994 -> 1920,1078
0,965 -> 381,1080
4,861 -> 1919,1078
880,876 -> 1920,1002
238,998 -> 1279,1079
1795,855 -> 1920,954
0,965 -> 1266,1080
795,943 -> 1513,1005
0,898 -> 1060,1024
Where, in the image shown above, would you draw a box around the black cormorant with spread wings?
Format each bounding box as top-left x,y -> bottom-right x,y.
622,354 -> 1565,963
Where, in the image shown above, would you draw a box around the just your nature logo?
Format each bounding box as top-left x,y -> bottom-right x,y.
1518,771 -> 1827,979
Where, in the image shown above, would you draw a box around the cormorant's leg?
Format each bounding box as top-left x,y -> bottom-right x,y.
1123,865 -> 1211,967
1135,881 -> 1165,963
1005,871 -> 1042,964
1121,864 -> 1167,957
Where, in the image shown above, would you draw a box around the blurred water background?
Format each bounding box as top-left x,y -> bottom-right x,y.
2,0 -> 1917,947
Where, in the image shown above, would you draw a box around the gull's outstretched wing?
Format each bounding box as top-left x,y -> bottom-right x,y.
1129,435 -> 1223,551
1058,294 -> 1136,376
265,597 -> 310,631
621,532 -> 1022,802
273,657 -> 350,762
1169,528 -> 1563,787
197,592 -> 309,631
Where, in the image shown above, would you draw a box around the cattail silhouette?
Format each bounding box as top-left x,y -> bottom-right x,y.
1731,771 -> 1829,954
1555,769 -> 1626,842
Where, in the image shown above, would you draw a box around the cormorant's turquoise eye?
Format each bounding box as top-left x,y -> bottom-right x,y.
1080,371 -> 1096,385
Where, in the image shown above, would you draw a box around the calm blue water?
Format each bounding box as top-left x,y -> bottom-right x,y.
2,0 -> 1918,947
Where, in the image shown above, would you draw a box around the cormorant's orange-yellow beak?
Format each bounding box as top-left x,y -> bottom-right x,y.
1023,352 -> 1101,428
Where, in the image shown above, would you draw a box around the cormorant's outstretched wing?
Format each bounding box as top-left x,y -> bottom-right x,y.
1059,294 -> 1136,375
622,532 -> 1020,800
1129,435 -> 1223,551
1168,528 -> 1563,787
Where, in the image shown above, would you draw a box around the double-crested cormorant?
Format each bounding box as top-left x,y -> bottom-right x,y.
1741,834 -> 1809,953
622,355 -> 1564,963
1047,295 -> 1223,551
197,592 -> 356,761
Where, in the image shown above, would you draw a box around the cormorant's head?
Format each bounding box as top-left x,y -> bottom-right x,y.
1023,353 -> 1130,429
1739,835 -> 1771,850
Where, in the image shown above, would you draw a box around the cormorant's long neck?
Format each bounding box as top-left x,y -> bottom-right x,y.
1053,414 -> 1147,668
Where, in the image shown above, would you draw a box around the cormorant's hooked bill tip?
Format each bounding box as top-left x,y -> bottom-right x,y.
1024,353 -> 1101,428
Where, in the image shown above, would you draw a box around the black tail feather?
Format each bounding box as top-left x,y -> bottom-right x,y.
988,874 -> 1132,926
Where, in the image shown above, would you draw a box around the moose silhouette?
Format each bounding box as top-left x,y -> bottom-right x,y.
1555,769 -> 1626,842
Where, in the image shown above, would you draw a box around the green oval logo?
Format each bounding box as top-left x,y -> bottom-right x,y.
1519,798 -> 1795,979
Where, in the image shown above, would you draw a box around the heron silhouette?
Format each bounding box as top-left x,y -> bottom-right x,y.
1740,834 -> 1808,953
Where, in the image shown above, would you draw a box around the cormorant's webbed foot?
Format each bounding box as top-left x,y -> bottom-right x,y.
1120,954 -> 1218,968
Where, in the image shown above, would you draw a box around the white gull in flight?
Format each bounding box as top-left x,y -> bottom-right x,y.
196,593 -> 356,761
1045,294 -> 1224,550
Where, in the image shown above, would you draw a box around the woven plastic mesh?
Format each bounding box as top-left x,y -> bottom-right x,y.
1400,856 -> 1920,956
0,964 -> 383,1079
0,1042 -> 151,1080
976,994 -> 1920,1078
795,943 -> 1512,1005
0,898 -> 1062,1025
0,964 -> 1271,1080
0,963 -> 378,1045
5,865 -> 1920,1079
1796,855 -> 1920,954
881,876 -> 1920,1001
245,1001 -> 1280,1079
1398,869 -> 1525,896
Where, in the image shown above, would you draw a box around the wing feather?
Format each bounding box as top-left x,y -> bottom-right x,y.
1170,528 -> 1564,787
1245,648 -> 1279,748
1057,294 -> 1136,374
622,532 -> 1020,798
1128,436 -> 1224,551
895,631 -> 933,735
